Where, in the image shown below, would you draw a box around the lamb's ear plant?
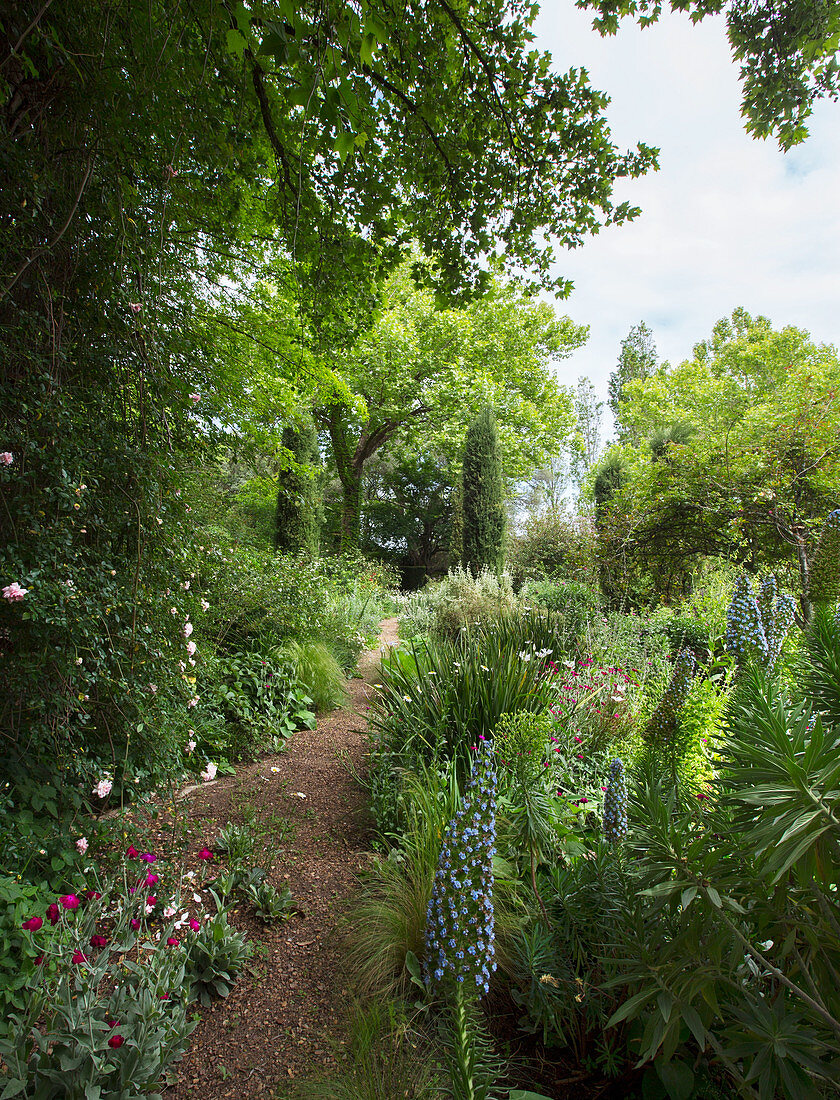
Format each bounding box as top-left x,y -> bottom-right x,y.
247,880 -> 295,923
183,909 -> 251,1007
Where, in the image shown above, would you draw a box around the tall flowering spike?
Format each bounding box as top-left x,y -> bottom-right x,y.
757,575 -> 778,644
809,510 -> 840,604
424,739 -> 497,997
644,648 -> 696,744
602,759 -> 628,844
766,593 -> 796,672
725,574 -> 768,665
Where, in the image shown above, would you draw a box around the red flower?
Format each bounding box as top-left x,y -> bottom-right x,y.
90,934 -> 108,948
60,894 -> 80,910
188,918 -> 200,931
22,917 -> 43,931
108,1034 -> 125,1049
146,896 -> 157,907
46,903 -> 60,925
126,845 -> 139,859
72,950 -> 87,964
198,847 -> 214,861
84,890 -> 102,901
130,919 -> 141,930
166,937 -> 179,947
145,873 -> 159,886
34,955 -> 44,965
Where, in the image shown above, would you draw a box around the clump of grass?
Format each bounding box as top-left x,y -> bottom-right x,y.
277,639 -> 348,712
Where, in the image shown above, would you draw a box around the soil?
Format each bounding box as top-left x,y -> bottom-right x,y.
161,618 -> 400,1100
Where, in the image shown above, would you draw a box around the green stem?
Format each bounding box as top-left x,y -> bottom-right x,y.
452,983 -> 476,1100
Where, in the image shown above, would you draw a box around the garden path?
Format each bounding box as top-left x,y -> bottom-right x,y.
165,618 -> 399,1099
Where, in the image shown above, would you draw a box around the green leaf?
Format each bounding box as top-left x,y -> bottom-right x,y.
1,1080 -> 27,1099
655,1058 -> 695,1100
226,29 -> 246,59
680,886 -> 697,911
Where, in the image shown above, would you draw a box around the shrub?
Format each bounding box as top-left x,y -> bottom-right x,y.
507,511 -> 599,586
183,909 -> 251,1007
398,567 -> 525,642
461,405 -> 505,574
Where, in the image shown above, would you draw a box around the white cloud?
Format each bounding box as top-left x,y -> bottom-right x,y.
534,5 -> 840,416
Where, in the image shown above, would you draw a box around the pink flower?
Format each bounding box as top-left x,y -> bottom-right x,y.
163,164 -> 178,180
0,452 -> 13,465
46,903 -> 60,925
128,302 -> 141,314
60,894 -> 80,910
182,621 -> 193,638
189,918 -> 200,931
145,872 -> 159,886
93,778 -> 112,799
159,992 -> 171,1000
163,905 -> 177,918
186,640 -> 196,657
3,582 -> 28,601
189,393 -> 201,404
200,763 -> 216,782
130,918 -> 141,930
145,896 -> 157,914
200,599 -> 209,612
140,853 -> 157,863
186,738 -> 197,754
198,847 -> 214,860
76,837 -> 89,855
22,917 -> 43,931
166,936 -> 179,947
187,696 -> 198,708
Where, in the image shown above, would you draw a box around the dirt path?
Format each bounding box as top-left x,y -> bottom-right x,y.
166,619 -> 399,1098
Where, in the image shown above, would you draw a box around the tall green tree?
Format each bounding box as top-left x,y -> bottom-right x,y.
608,322 -> 658,442
274,418 -> 321,555
595,309 -> 840,610
321,265 -> 584,548
461,406 -> 505,574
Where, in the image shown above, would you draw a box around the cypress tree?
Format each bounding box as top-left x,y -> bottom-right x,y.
461,405 -> 505,573
274,418 -> 321,555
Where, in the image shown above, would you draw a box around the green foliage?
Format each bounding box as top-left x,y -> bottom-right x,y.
507,511 -> 599,587
798,604 -> 840,724
246,880 -> 295,924
461,407 -> 505,575
0,881 -> 196,1097
183,910 -> 252,1008
809,509 -> 840,604
522,578 -> 602,656
493,712 -> 553,786
372,620 -> 561,771
608,321 -> 658,439
399,567 -> 525,642
275,418 -> 322,555
278,640 -> 349,712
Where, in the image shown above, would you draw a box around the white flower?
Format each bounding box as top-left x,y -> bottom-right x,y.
536,648 -> 552,659
186,640 -> 196,656
170,607 -> 177,615
518,650 -> 532,661
201,762 -> 217,781
148,683 -> 157,694
183,621 -> 193,638
183,580 -> 190,590
0,452 -> 13,465
563,660 -> 576,670
187,696 -> 198,708
200,599 -> 209,612
93,778 -> 112,799
186,739 -> 197,754
163,905 -> 177,918
76,837 -> 89,854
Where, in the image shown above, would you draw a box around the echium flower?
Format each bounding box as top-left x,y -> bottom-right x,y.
725,574 -> 768,665
602,759 -> 628,844
809,510 -> 840,604
766,593 -> 795,672
644,648 -> 696,744
424,738 -> 497,997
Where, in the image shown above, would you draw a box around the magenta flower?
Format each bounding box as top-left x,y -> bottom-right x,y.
189,918 -> 200,931
126,845 -> 139,859
145,872 -> 159,886
22,917 -> 43,931
140,853 -> 157,863
72,950 -> 87,964
198,847 -> 214,860
46,903 -> 60,925
166,936 -> 180,947
60,894 -> 80,910
90,934 -> 108,948
3,582 -> 28,601
130,918 -> 141,930
108,1034 -> 125,1048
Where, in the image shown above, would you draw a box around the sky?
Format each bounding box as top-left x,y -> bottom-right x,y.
533,4 -> 840,430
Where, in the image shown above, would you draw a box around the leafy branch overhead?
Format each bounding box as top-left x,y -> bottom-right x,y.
224,0 -> 658,297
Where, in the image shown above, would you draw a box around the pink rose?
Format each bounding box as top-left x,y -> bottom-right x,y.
3,582 -> 28,601
93,778 -> 112,799
0,452 -> 13,465
200,763 -> 217,782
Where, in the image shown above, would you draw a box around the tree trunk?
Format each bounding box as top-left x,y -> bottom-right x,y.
339,471 -> 362,552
